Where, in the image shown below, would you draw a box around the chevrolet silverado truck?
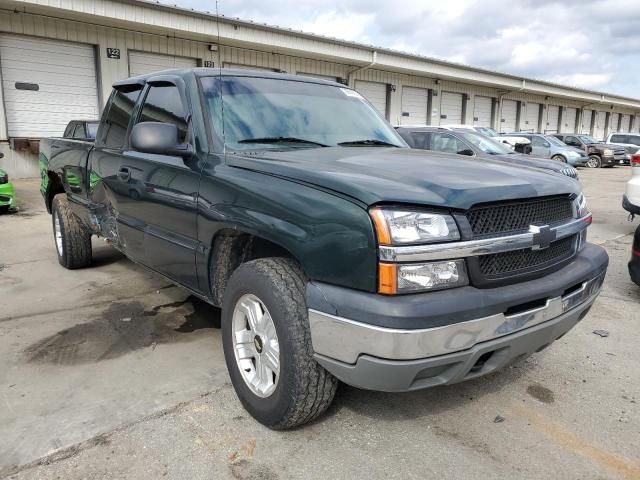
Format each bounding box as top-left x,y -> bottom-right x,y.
40,69 -> 609,429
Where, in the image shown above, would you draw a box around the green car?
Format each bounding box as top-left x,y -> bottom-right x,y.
0,163 -> 16,212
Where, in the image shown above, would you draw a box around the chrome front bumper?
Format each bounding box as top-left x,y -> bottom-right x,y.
309,272 -> 604,366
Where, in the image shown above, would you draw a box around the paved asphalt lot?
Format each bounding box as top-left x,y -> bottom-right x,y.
0,168 -> 638,480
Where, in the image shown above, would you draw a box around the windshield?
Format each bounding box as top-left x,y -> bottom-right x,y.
476,127 -> 498,137
201,76 -> 405,150
457,131 -> 513,154
546,135 -> 567,147
577,135 -> 597,144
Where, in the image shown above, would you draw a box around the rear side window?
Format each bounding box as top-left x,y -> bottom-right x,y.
137,85 -> 188,143
628,135 -> 640,146
64,123 -> 75,137
72,124 -> 85,139
531,136 -> 549,147
98,87 -> 142,148
610,134 -> 628,143
431,133 -> 467,154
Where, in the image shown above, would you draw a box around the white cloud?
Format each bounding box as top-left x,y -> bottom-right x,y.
300,11 -> 374,41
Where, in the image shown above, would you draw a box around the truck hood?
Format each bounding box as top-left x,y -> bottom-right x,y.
488,153 -> 576,173
227,147 -> 580,209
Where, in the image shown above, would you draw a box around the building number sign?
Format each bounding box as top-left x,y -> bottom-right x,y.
106,48 -> 121,59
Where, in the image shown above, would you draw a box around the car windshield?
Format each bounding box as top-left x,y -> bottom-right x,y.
457,131 -> 513,154
476,127 -> 498,137
200,76 -> 405,150
546,135 -> 567,147
577,135 -> 597,143
86,122 -> 99,140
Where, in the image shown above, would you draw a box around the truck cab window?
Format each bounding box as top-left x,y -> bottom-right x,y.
99,88 -> 142,149
138,85 -> 188,143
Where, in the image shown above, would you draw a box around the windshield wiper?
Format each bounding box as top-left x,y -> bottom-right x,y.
237,136 -> 328,147
338,139 -> 401,147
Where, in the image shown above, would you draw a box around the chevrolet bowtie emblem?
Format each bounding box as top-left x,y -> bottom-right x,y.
529,224 -> 556,250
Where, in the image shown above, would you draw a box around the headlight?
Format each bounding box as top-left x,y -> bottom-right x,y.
575,193 -> 589,218
379,260 -> 468,294
603,148 -> 613,156
370,208 -> 460,245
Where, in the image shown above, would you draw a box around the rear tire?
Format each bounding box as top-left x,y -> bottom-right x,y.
51,194 -> 92,269
551,154 -> 567,163
221,257 -> 338,429
587,155 -> 602,168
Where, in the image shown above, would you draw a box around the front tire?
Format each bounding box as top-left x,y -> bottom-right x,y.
551,154 -> 567,163
221,258 -> 338,429
51,194 -> 92,269
587,155 -> 602,168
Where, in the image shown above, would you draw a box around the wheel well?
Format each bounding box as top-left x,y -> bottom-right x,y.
208,230 -> 298,306
46,171 -> 65,214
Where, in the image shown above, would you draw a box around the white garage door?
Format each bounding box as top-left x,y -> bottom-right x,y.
581,110 -> 593,134
129,51 -> 198,77
0,34 -> 99,138
400,86 -> 428,125
594,111 -> 607,140
620,114 -> 631,132
440,92 -> 463,124
473,96 -> 493,127
355,80 -> 387,116
523,103 -> 540,132
563,107 -> 577,133
500,99 -> 518,132
296,73 -> 338,82
546,105 -> 560,133
610,113 -> 620,135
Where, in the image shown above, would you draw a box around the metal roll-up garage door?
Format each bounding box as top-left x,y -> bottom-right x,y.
473,96 -> 492,127
523,103 -> 540,132
400,86 -> 428,125
610,113 -> 620,135
0,34 -> 99,138
129,51 -> 198,77
581,110 -> 593,134
546,105 -> 560,133
355,80 -> 387,117
500,100 -> 517,132
296,73 -> 338,82
621,114 -> 631,132
594,111 -> 607,140
440,92 -> 463,124
563,107 -> 577,133
635,115 -> 640,133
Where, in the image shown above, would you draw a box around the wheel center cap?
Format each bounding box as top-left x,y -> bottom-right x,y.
254,335 -> 264,354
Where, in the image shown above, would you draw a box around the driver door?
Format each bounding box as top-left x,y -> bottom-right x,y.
531,136 -> 551,157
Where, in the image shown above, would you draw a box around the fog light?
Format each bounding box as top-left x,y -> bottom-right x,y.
398,260 -> 468,292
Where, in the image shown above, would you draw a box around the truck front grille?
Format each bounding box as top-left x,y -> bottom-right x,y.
466,196 -> 574,238
478,235 -> 576,278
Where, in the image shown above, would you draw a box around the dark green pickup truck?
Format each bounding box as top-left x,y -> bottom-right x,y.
40,69 -> 608,428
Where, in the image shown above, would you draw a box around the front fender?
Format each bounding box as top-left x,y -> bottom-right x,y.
196,162 -> 377,293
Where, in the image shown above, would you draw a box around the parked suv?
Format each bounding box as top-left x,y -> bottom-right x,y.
39,69 -> 608,428
554,134 -> 626,167
605,133 -> 640,164
395,126 -> 578,180
514,133 -> 590,167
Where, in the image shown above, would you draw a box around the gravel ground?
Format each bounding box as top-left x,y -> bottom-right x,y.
0,167 -> 638,480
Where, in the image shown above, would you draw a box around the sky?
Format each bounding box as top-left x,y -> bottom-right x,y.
168,0 -> 640,98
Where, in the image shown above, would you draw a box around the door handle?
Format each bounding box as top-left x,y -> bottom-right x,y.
117,167 -> 131,181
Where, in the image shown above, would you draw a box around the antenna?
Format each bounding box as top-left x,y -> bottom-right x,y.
215,0 -> 226,153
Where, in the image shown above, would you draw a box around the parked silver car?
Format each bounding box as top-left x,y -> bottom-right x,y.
512,133 -> 589,167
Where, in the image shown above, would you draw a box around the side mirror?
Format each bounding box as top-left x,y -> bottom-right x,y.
457,148 -> 474,156
0,152 -> 4,159
130,122 -> 193,158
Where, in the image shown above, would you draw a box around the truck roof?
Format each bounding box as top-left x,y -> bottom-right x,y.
113,67 -> 345,89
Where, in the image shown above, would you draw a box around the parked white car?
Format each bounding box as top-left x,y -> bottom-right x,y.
444,124 -> 531,152
605,132 -> 640,165
623,153 -> 640,218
